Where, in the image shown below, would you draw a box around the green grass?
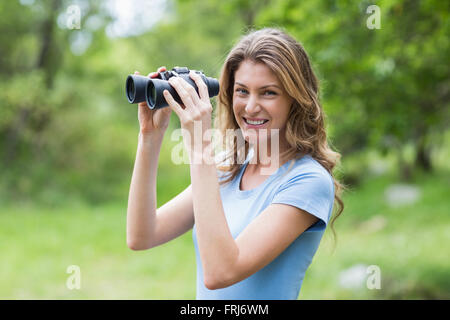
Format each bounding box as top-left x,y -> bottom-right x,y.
0,170 -> 449,299
0,202 -> 196,299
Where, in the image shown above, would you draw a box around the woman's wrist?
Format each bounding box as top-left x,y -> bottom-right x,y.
139,129 -> 165,146
139,128 -> 165,138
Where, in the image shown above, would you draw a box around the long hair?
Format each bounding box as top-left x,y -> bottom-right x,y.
213,27 -> 344,245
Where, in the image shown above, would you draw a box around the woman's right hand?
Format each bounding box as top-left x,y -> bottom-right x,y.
136,67 -> 173,135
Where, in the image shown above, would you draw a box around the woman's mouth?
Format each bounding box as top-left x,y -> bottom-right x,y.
243,117 -> 269,128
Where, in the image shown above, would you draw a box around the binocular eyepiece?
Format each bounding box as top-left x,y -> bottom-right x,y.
125,66 -> 220,110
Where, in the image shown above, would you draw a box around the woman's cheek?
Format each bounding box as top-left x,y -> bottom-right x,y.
233,95 -> 244,106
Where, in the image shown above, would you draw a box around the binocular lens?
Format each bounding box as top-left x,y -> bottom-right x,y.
147,81 -> 156,108
126,77 -> 135,102
125,74 -> 149,104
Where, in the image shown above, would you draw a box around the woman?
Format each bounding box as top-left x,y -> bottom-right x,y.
127,27 -> 344,300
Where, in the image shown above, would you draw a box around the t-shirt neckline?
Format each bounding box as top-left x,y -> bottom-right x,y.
235,157 -> 293,198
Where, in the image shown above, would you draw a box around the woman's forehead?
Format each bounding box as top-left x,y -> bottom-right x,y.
234,61 -> 280,86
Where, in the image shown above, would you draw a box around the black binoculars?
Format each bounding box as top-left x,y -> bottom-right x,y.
125,66 -> 220,109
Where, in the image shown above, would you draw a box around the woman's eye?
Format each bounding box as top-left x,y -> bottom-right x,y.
235,88 -> 276,96
236,88 -> 248,94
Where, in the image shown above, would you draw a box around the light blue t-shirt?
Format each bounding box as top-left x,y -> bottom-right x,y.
192,153 -> 335,300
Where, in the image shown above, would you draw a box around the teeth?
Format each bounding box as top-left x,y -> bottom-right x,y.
245,118 -> 267,125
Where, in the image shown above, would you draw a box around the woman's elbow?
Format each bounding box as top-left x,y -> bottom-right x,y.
204,277 -> 222,290
204,271 -> 235,290
127,239 -> 151,251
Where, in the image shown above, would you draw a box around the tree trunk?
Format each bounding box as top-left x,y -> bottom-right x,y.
415,137 -> 432,172
238,0 -> 270,27
37,0 -> 61,88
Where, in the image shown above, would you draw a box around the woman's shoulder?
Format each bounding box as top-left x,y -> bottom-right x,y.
279,154 -> 334,189
286,154 -> 331,176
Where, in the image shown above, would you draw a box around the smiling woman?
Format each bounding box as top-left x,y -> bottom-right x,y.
126,26 -> 344,300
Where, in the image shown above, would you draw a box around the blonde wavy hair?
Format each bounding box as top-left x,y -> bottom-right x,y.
213,27 -> 344,243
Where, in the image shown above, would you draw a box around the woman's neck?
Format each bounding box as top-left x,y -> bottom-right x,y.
247,138 -> 293,174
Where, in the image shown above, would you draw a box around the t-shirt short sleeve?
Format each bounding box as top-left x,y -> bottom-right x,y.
271,171 -> 334,231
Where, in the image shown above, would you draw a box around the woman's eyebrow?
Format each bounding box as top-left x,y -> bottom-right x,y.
235,82 -> 281,89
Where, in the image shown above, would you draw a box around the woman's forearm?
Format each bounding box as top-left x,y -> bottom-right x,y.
127,132 -> 164,250
190,147 -> 239,287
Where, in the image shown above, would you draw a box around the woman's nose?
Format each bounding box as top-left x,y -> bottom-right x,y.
245,95 -> 261,114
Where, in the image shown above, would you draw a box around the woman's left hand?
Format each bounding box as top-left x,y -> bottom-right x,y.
163,70 -> 214,163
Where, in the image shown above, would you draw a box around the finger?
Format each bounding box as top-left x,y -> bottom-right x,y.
150,66 -> 167,78
189,70 -> 209,101
168,77 -> 196,109
134,71 -> 140,75
177,75 -> 201,106
163,89 -> 184,118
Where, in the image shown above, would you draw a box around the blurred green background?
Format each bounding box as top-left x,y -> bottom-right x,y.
0,0 -> 449,299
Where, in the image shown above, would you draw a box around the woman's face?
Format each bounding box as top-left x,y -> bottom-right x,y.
232,60 -> 294,151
